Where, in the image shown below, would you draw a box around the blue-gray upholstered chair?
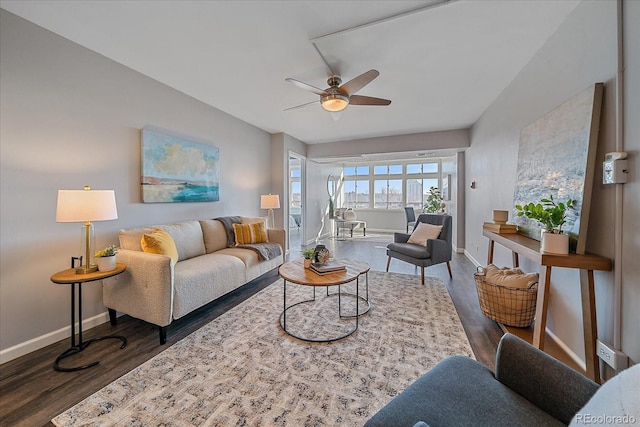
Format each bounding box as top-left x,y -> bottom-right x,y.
404,206 -> 417,233
386,214 -> 452,284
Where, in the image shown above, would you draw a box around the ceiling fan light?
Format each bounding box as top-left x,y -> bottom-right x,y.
321,94 -> 349,112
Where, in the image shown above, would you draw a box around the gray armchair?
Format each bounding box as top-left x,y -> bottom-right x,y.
386,214 -> 452,284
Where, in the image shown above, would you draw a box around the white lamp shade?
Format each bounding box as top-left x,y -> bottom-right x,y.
260,194 -> 280,210
56,189 -> 118,222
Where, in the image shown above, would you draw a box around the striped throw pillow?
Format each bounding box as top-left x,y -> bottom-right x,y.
233,222 -> 268,245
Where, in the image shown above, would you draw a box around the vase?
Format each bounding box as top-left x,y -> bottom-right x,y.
493,210 -> 509,224
313,244 -> 330,264
96,255 -> 117,272
304,259 -> 311,269
541,232 -> 569,255
343,208 -> 357,221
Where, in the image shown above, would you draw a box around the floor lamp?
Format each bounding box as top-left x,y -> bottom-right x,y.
56,186 -> 118,274
260,194 -> 280,228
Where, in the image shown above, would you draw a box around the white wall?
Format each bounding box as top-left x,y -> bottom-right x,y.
466,0 -> 639,371
0,11 -> 273,362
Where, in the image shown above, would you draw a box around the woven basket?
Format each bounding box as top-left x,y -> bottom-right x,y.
474,271 -> 538,327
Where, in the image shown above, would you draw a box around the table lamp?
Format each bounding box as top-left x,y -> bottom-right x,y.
56,186 -> 118,274
260,194 -> 280,228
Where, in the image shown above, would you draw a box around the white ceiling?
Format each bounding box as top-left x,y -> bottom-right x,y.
1,0 -> 579,144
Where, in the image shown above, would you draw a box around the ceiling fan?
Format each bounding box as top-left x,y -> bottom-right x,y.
285,69 -> 391,113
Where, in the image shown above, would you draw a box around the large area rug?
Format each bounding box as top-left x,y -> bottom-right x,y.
52,271 -> 473,426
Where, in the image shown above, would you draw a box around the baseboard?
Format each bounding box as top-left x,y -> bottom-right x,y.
0,311 -> 110,365
546,327 -> 587,372
464,249 -> 483,267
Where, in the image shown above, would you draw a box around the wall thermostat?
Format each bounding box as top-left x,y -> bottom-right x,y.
603,152 -> 628,184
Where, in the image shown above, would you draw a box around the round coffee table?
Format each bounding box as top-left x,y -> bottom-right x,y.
278,258 -> 370,343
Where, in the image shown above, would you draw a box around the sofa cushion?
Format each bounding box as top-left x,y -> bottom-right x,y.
199,219 -> 228,254
233,222 -> 268,245
407,223 -> 442,246
216,247 -> 261,268
158,221 -> 205,261
172,253 -> 247,319
140,228 -> 179,266
119,221 -> 205,262
119,226 -> 156,251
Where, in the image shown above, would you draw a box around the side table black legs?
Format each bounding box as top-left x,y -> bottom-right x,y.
54,282 -> 127,372
50,263 -> 128,372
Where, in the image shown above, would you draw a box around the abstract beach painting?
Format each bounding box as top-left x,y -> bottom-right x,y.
512,84 -> 602,254
141,128 -> 219,203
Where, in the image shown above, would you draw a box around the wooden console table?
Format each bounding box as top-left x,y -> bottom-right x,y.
483,230 -> 611,383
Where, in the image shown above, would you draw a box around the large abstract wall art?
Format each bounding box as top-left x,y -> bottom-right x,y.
141,128 -> 220,203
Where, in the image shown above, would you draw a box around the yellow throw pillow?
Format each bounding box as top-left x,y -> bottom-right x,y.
407,222 -> 443,246
140,228 -> 179,265
233,222 -> 268,245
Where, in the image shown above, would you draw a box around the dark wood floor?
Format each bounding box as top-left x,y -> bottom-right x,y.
0,234 -> 503,427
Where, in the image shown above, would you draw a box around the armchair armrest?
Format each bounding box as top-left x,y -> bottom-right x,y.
102,249 -> 174,327
427,238 -> 451,264
495,334 -> 599,424
393,232 -> 411,243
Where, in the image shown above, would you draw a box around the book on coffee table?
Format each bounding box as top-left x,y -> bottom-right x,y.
310,261 -> 346,275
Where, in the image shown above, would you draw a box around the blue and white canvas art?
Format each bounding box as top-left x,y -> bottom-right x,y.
512,84 -> 602,254
141,128 -> 219,203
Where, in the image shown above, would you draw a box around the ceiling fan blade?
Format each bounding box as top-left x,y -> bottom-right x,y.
283,100 -> 319,111
340,70 -> 380,95
349,95 -> 391,106
285,78 -> 328,96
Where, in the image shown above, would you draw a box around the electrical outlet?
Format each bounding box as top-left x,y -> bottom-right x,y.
597,340 -> 629,370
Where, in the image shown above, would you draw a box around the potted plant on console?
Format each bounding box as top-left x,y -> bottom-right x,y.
515,195 -> 576,255
95,244 -> 118,271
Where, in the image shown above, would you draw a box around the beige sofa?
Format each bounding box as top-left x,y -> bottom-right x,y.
103,218 -> 285,344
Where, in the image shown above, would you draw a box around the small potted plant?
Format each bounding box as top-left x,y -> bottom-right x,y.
95,244 -> 118,271
515,195 -> 576,254
302,248 -> 315,268
423,187 -> 444,213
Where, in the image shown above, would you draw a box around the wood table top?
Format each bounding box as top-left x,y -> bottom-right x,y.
279,258 -> 369,286
483,230 -> 611,271
50,263 -> 127,284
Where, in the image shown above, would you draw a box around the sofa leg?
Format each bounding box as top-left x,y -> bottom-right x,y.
108,308 -> 117,326
386,256 -> 391,272
421,267 -> 425,285
159,326 -> 167,345
446,261 -> 453,278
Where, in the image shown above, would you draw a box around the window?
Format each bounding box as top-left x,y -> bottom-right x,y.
342,161 -> 441,210
374,164 -> 402,175
344,166 -> 370,176
374,179 -> 403,209
344,180 -> 369,208
406,178 -> 439,210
